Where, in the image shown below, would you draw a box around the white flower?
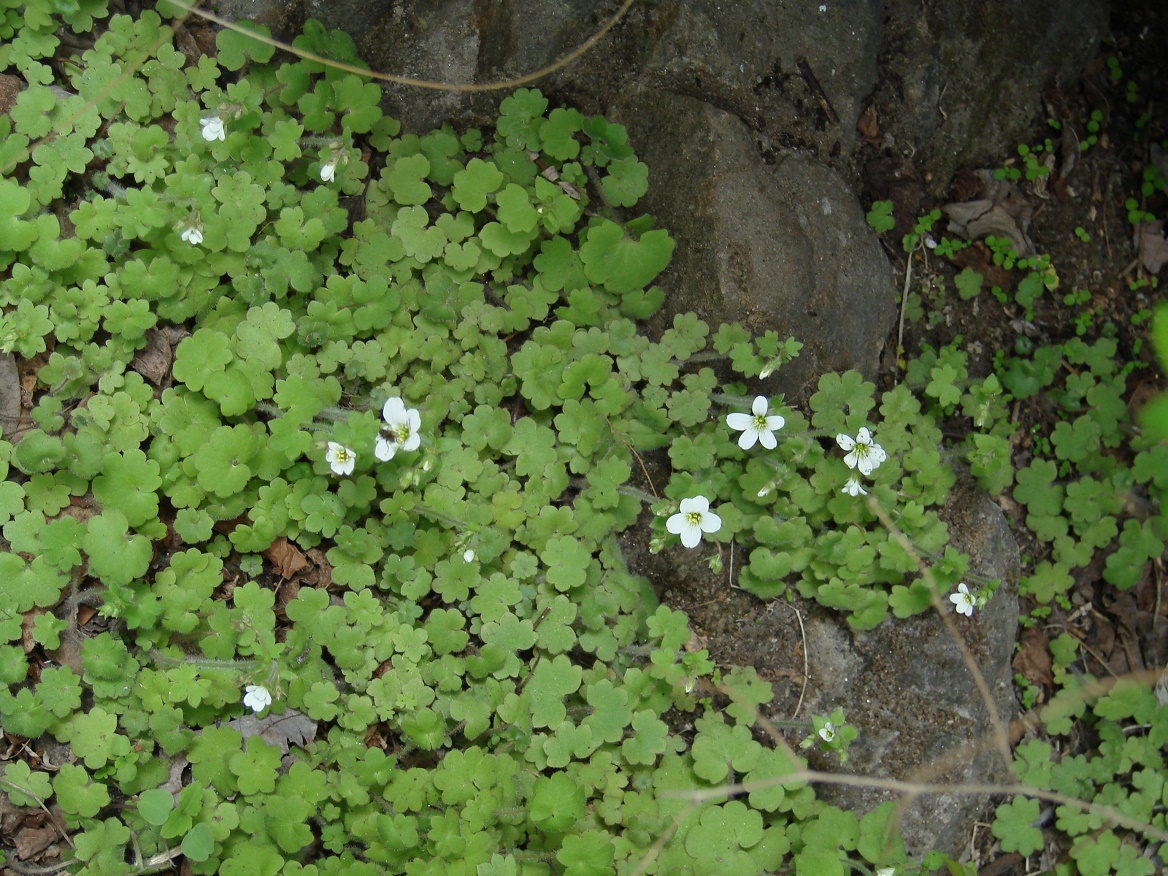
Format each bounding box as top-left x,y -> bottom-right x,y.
875,869 -> 896,876
375,397 -> 421,461
242,684 -> 272,713
819,721 -> 837,742
836,427 -> 887,476
200,115 -> 225,141
841,477 -> 868,497
321,161 -> 336,182
726,395 -> 786,450
666,495 -> 722,549
325,441 -> 356,476
180,225 -> 203,246
949,583 -> 976,617
462,549 -> 475,562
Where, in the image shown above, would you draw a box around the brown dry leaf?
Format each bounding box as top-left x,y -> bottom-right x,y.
12,823 -> 57,860
942,170 -> 1035,256
19,371 -> 37,410
228,709 -> 317,755
1135,219 -> 1168,273
131,327 -> 175,385
949,241 -> 1017,289
21,611 -> 38,654
172,20 -> 202,66
857,104 -> 881,145
264,537 -> 309,579
274,578 -> 301,617
303,548 -> 333,588
1012,625 -> 1053,691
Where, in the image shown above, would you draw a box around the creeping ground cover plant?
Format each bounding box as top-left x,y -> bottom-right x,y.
0,6 -> 1058,875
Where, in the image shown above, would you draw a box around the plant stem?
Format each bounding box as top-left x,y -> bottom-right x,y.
415,503 -> 477,531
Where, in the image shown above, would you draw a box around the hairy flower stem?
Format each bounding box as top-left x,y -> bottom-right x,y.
673,351 -> 729,366
511,850 -> 556,863
569,476 -> 660,504
415,503 -> 478,532
615,483 -> 661,504
710,392 -> 758,407
148,649 -> 263,672
298,135 -> 348,147
909,544 -> 996,584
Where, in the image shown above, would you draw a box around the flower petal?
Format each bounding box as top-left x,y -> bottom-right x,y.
737,429 -> 759,450
751,395 -> 769,416
836,433 -> 855,451
374,437 -> 396,461
699,510 -> 722,533
382,397 -> 405,422
726,412 -> 753,431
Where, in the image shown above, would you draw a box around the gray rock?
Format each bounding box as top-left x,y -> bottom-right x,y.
210,0 -> 1105,192
635,0 -> 883,162
615,88 -> 897,395
804,481 -> 1020,857
0,353 -> 19,440
638,478 -> 1021,860
874,0 -> 1109,192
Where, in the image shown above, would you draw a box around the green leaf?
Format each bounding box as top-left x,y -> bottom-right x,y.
83,509 -> 153,589
91,449 -> 161,528
621,710 -> 668,765
691,716 -> 762,783
497,88 -> 548,150
451,158 -> 505,213
540,107 -> 583,160
216,22 -> 275,70
386,154 -> 432,205
526,654 -> 582,729
1020,560 -> 1073,603
809,370 -> 877,433
54,763 -> 110,818
181,822 -> 216,862
528,772 -> 585,832
794,850 -> 845,876
137,788 -> 175,826
65,707 -> 131,770
579,220 -> 674,293
865,199 -> 894,233
1,761 -> 53,807
557,830 -> 615,876
991,796 -> 1044,855
857,801 -> 906,866
1013,458 -> 1064,515
542,535 -> 592,591
954,266 -> 983,300
496,183 -> 539,233
601,158 -> 649,207
334,75 -> 383,133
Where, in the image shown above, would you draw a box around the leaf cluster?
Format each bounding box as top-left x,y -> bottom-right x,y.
0,13 -> 919,876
